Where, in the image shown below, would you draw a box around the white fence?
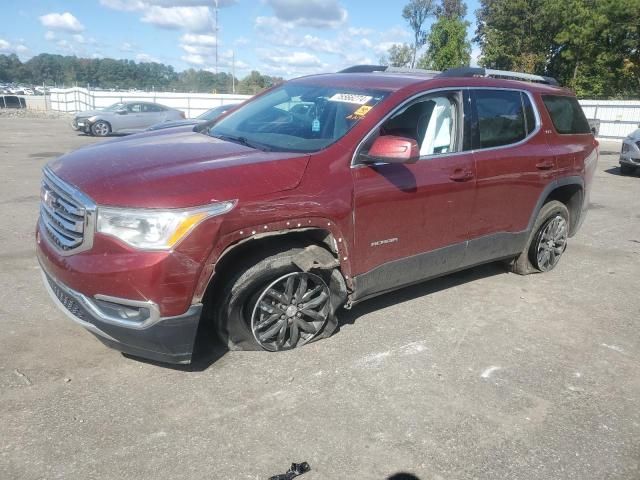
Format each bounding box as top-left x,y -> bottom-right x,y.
43,88 -> 640,139
48,87 -> 251,118
578,100 -> 639,139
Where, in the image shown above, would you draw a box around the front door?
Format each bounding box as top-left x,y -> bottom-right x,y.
351,90 -> 476,299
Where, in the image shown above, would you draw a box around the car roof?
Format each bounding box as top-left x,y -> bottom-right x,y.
290,71 -> 573,96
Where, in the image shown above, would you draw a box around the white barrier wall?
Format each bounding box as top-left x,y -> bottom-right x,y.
46,88 -> 640,138
579,100 -> 640,139
48,87 -> 252,118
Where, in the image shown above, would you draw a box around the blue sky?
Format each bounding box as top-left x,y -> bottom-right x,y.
0,0 -> 481,78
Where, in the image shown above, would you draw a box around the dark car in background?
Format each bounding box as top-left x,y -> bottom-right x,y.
146,103 -> 240,131
0,95 -> 26,109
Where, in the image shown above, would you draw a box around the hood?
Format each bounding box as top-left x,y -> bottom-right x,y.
626,128 -> 640,141
75,110 -> 103,118
48,130 -> 310,208
148,119 -> 202,131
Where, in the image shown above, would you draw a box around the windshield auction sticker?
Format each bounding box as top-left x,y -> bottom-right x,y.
329,93 -> 373,105
346,105 -> 373,120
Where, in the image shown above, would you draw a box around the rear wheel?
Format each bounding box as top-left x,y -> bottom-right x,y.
620,164 -> 635,175
211,245 -> 346,351
510,200 -> 570,275
91,120 -> 111,137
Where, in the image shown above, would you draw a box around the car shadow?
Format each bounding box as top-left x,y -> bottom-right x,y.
127,262 -> 507,371
605,166 -> 639,177
387,474 -> 421,480
339,262 -> 507,327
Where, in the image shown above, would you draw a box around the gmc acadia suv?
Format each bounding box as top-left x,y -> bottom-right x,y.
36,66 -> 598,364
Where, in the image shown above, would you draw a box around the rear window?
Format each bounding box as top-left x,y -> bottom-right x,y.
542,95 -> 591,134
475,90 -> 530,148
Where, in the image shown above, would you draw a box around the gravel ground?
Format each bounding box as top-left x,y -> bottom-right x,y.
0,117 -> 638,480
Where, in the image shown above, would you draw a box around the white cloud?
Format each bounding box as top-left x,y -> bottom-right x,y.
72,34 -> 85,44
181,33 -> 217,46
0,39 -> 28,55
263,51 -> 323,68
120,42 -> 135,52
147,0 -> 236,6
470,46 -> 482,67
44,31 -> 56,41
265,0 -> 347,29
136,53 -> 160,62
39,12 -> 85,33
142,6 -> 213,32
99,0 -> 145,11
182,53 -> 206,65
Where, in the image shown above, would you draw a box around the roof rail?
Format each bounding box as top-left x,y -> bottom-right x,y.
438,67 -> 559,86
338,65 -> 388,73
337,65 -> 439,77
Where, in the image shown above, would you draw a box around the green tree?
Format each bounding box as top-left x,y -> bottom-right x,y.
381,43 -> 413,68
474,0 -> 549,74
419,0 -> 471,70
474,0 -> 640,98
402,0 -> 436,67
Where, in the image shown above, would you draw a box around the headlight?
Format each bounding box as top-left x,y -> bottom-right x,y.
96,201 -> 236,250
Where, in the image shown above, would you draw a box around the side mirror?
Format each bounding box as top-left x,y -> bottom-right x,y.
116,109 -> 127,115
590,126 -> 597,135
364,135 -> 419,164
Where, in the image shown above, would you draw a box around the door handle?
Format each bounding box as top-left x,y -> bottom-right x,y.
449,169 -> 474,182
536,159 -> 555,170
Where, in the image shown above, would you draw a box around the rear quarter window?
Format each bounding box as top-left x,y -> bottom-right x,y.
542,95 -> 591,134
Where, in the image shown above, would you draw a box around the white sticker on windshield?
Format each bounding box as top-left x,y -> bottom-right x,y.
329,93 -> 373,105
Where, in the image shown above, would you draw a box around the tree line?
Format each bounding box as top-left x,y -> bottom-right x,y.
1,1 -> 638,99
384,0 -> 639,98
0,53 -> 283,95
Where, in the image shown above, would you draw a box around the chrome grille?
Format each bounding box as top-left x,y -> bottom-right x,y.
39,168 -> 96,255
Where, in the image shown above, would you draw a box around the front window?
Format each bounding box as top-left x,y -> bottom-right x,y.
208,83 -> 388,153
103,103 -> 125,112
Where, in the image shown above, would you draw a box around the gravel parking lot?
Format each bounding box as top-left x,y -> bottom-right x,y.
1,115 -> 639,480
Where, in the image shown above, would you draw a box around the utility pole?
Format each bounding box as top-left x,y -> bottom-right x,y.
232,50 -> 235,94
214,0 -> 219,75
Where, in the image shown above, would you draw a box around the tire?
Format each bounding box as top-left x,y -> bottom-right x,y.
211,245 -> 346,351
510,200 -> 570,275
91,120 -> 111,137
620,164 -> 635,175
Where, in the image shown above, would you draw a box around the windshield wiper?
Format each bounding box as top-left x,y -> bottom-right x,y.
212,133 -> 271,152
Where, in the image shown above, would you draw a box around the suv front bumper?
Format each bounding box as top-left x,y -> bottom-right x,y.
40,266 -> 202,364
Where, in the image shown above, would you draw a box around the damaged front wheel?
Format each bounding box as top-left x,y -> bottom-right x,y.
211,245 -> 346,351
251,272 -> 330,351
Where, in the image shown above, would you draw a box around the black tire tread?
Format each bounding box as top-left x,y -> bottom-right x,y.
510,200 -> 569,275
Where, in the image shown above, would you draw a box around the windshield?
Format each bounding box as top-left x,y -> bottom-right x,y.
197,105 -> 232,121
208,84 -> 388,153
103,103 -> 125,112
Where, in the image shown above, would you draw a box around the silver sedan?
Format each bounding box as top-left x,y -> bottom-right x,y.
620,125 -> 640,175
72,102 -> 185,136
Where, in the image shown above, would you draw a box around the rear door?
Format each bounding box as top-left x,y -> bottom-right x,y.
540,94 -> 594,179
351,89 -> 476,298
467,89 -> 555,260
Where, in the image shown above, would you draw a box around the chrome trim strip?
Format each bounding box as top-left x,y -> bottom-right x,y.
40,265 -> 165,330
40,269 -> 118,343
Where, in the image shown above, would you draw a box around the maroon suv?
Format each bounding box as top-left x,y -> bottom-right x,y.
37,66 -> 598,364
